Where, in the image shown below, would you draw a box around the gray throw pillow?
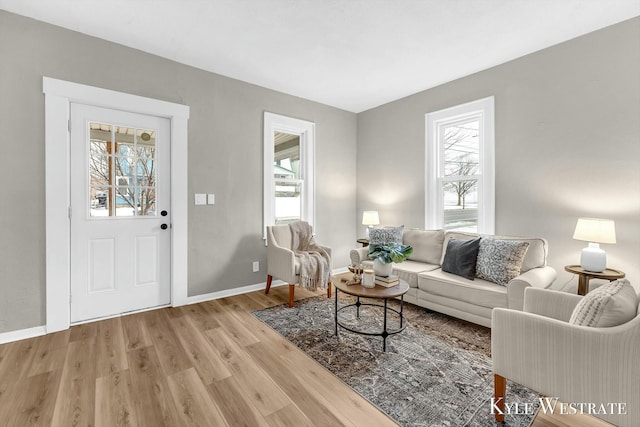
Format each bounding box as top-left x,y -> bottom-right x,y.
369,226 -> 404,245
441,237 -> 481,280
475,238 -> 530,286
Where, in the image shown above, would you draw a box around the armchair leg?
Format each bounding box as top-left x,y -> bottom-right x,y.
288,284 -> 295,308
327,281 -> 332,298
494,374 -> 506,423
265,275 -> 273,294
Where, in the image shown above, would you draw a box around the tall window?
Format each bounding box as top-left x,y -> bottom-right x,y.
263,112 -> 315,238
426,97 -> 494,233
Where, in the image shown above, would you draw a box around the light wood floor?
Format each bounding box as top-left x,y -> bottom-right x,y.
0,285 -> 612,426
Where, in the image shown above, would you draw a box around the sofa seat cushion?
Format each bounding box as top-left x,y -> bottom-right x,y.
392,260 -> 439,288
418,269 -> 508,310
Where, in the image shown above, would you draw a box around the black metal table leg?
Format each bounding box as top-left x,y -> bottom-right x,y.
334,285 -> 338,337
382,298 -> 388,352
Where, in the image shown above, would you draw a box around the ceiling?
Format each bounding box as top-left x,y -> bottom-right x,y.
1,0 -> 638,113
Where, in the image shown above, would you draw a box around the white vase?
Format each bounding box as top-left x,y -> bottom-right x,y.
373,259 -> 393,277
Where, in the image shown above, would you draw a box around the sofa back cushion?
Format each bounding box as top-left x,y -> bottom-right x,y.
441,231 -> 548,273
403,229 -> 444,265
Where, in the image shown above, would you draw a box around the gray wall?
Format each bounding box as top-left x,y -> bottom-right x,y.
357,17 -> 640,291
0,11 -> 357,333
1,10 -> 638,335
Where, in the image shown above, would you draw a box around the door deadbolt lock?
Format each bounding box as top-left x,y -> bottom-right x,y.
161,210 -> 168,216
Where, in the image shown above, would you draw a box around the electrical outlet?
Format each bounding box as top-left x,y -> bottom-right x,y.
252,261 -> 259,272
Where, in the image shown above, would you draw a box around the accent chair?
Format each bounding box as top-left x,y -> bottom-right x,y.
492,285 -> 640,426
265,223 -> 332,307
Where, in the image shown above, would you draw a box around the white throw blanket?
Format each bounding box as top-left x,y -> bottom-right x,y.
290,221 -> 330,291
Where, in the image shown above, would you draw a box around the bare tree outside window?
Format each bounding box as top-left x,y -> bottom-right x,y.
88,125 -> 157,217
443,122 -> 479,209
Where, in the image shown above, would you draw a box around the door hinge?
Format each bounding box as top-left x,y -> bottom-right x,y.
68,119 -> 71,132
68,206 -> 72,219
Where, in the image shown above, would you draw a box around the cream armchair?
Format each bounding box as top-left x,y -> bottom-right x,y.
264,223 -> 332,307
492,287 -> 640,426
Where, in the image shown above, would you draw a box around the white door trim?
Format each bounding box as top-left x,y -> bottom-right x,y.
43,77 -> 189,333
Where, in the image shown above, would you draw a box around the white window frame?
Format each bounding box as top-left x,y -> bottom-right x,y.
425,97 -> 495,234
263,112 -> 315,239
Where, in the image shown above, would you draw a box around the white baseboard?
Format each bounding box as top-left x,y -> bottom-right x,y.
185,267 -> 348,305
0,268 -> 350,344
0,325 -> 47,345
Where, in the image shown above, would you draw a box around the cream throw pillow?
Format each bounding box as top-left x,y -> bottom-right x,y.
569,279 -> 637,327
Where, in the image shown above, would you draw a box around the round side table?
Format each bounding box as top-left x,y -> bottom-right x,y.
356,238 -> 369,247
564,265 -> 625,296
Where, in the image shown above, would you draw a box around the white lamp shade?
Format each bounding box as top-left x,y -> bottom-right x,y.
362,211 -> 380,226
573,218 -> 616,244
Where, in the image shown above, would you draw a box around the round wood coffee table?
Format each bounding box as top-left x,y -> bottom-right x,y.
333,273 -> 409,351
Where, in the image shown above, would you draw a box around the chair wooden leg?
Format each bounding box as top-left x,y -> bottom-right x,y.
288,284 -> 295,308
326,281 -> 332,298
265,275 -> 273,294
494,374 -> 506,423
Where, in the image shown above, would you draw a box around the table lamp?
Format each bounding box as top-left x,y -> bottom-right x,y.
572,218 -> 616,272
362,211 -> 379,238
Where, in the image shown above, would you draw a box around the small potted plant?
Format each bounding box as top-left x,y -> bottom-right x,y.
368,242 -> 413,277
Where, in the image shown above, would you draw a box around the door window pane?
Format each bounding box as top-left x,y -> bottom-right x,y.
139,188 -> 156,216
90,186 -> 110,217
88,122 -> 158,218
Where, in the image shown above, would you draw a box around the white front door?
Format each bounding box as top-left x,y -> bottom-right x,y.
70,104 -> 171,323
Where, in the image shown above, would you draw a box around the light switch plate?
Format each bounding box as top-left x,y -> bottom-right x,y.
207,194 -> 215,205
195,193 -> 207,205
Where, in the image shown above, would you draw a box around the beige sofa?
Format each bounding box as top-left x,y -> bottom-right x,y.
350,229 -> 557,327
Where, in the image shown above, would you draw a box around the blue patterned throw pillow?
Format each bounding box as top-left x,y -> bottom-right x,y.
369,226 -> 404,245
475,238 -> 529,286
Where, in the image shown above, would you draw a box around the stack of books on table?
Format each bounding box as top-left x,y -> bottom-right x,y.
375,274 -> 399,287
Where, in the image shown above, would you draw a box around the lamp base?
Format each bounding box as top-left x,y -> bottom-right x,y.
580,243 -> 606,273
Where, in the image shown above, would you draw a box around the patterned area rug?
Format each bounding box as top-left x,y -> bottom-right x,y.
253,294 -> 538,427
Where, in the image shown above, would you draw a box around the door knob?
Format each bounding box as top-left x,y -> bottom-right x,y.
161,224 -> 168,230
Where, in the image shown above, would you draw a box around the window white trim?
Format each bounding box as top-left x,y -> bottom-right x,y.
43,77 -> 189,333
263,112 -> 315,239
425,96 -> 495,234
